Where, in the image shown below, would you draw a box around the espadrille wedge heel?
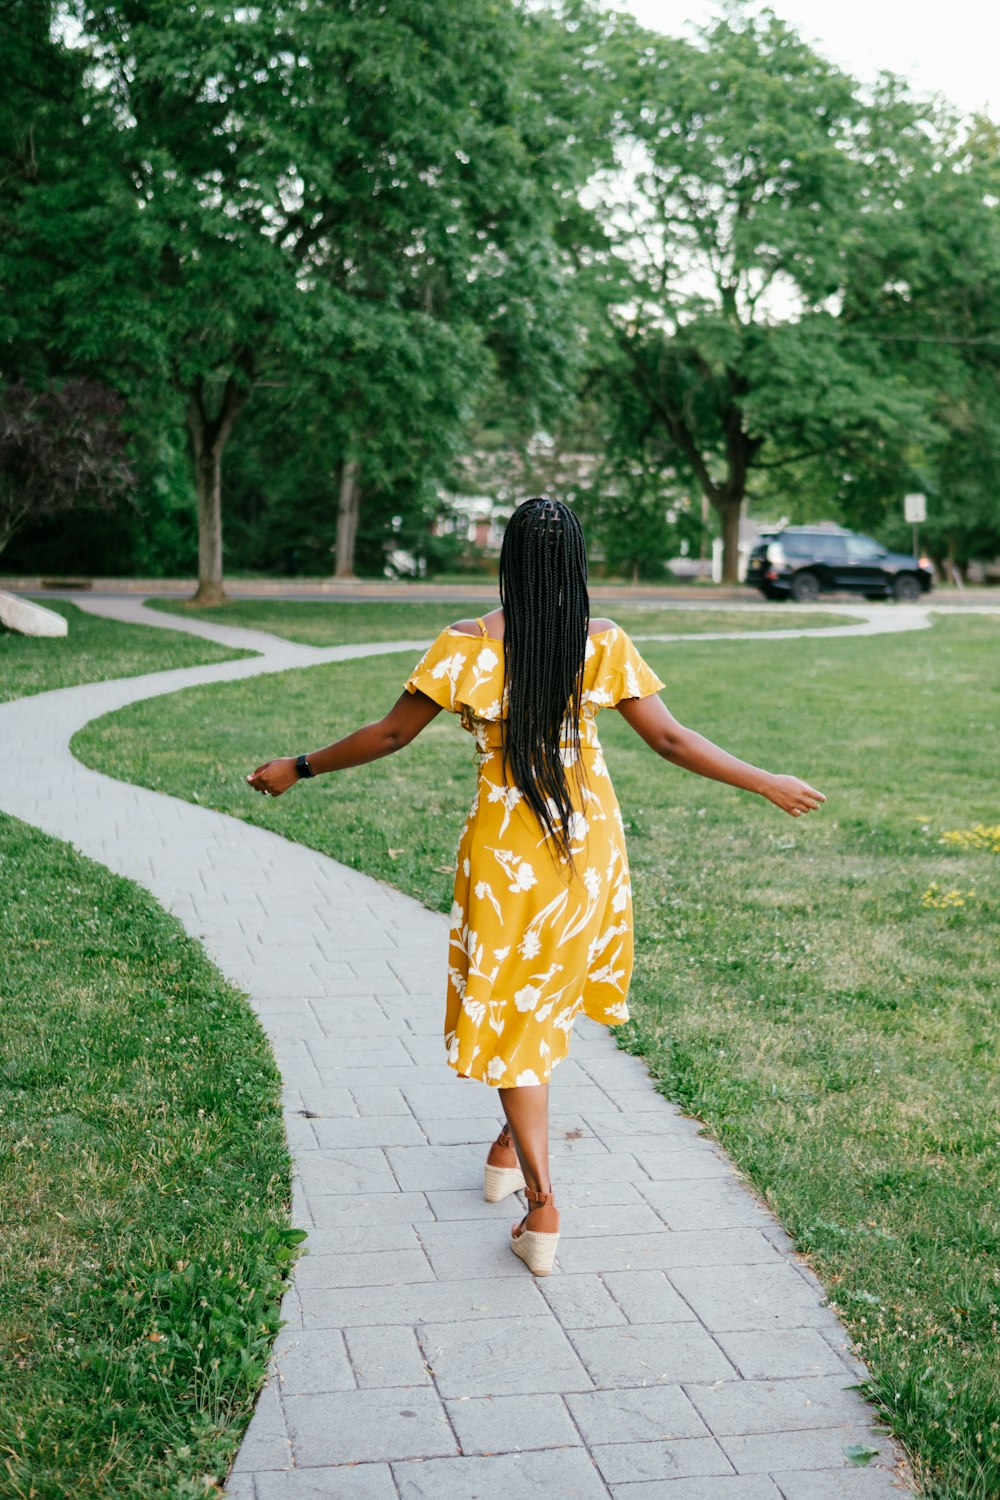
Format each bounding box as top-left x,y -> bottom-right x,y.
510,1185 -> 559,1276
483,1124 -> 526,1202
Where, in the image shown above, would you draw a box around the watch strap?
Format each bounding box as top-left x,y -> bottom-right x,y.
295,753 -> 315,779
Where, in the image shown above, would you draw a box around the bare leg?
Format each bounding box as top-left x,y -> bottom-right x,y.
499,1083 -> 559,1234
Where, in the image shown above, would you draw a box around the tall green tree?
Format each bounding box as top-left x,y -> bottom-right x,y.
579,7 -> 939,580
39,0 -> 595,599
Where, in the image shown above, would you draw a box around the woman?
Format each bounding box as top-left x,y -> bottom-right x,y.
247,497 -> 825,1276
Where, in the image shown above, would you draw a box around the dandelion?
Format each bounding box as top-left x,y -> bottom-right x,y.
921,883 -> 975,910
939,823 -> 1000,853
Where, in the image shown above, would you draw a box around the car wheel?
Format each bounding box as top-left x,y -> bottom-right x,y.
893,574 -> 921,603
791,571 -> 820,603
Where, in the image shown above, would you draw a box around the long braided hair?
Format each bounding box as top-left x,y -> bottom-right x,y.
498,497 -> 590,869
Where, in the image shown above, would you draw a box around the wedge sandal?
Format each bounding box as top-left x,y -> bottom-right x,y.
483,1124 -> 526,1203
510,1185 -> 559,1276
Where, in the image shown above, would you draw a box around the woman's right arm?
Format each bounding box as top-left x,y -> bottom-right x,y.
247,689 -> 443,798
616,692 -> 825,818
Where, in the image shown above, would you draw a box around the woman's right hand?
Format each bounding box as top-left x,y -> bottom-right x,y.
246,757 -> 299,798
763,774 -> 826,817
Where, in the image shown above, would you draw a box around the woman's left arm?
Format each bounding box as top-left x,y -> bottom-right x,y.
616,693 -> 825,818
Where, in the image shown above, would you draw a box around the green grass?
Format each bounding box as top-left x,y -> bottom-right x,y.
149,596 -> 852,645
0,600 -> 250,703
0,814 -> 301,1499
76,610 -> 1000,1500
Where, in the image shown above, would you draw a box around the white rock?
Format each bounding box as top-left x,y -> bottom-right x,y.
0,590 -> 68,637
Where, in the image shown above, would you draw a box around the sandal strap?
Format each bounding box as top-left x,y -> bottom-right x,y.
525,1185 -> 555,1206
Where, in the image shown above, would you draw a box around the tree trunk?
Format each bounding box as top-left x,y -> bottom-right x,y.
185,369 -> 250,606
334,458 -> 360,578
718,498 -> 743,584
192,446 -> 225,605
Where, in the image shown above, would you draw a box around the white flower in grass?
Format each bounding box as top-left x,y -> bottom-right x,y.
515,1069 -> 541,1086
514,984 -> 541,1013
486,1056 -> 507,1082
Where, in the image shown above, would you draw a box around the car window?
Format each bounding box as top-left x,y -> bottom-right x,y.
845,535 -> 885,562
810,534 -> 848,562
781,534 -> 814,557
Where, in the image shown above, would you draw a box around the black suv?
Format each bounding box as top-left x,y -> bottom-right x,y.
746,526 -> 934,603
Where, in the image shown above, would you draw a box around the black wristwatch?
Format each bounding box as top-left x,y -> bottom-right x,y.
294,753 -> 316,779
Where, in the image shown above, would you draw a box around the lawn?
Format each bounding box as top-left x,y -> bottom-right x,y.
0,814 -> 299,1499
0,599 -> 251,703
149,595 -> 852,644
0,603 -> 293,1497
75,608 -> 1000,1500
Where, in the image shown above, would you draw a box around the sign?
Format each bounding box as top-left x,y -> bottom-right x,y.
904,492 -> 927,524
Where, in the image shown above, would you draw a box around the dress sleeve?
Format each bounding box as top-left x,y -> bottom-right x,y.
586,627 -> 666,709
404,629 -> 481,713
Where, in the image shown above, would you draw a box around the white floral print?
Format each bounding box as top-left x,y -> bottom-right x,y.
404,622 -> 665,1086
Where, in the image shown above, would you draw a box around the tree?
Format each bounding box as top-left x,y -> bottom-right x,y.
579,6 -> 943,581
38,0 -> 596,600
0,379 -> 134,557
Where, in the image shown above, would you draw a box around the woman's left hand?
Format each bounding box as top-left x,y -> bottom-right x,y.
246,758 -> 299,798
764,774 -> 826,817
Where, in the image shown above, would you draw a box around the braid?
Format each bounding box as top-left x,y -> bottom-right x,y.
498,497 -> 590,872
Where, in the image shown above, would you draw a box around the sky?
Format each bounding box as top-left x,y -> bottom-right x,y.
622,0 -> 1000,119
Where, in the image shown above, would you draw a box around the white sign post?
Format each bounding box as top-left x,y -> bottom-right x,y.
904,493 -> 926,558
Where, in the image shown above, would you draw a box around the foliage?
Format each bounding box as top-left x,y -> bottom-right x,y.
577,7 -> 1000,579
0,379 -> 135,556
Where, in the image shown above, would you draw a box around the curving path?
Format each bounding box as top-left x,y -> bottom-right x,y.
0,595 -> 926,1500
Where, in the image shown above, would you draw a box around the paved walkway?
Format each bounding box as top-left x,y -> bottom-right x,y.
0,596 -> 927,1500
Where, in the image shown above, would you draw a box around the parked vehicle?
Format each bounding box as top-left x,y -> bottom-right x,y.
746,526 -> 934,602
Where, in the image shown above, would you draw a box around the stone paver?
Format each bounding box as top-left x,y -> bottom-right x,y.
0,593 -> 922,1499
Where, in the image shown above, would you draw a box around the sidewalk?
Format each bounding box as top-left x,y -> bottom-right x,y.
0,597 -> 919,1499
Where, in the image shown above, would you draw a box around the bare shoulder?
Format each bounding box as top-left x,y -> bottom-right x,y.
588,617 -> 617,636
448,617 -> 480,637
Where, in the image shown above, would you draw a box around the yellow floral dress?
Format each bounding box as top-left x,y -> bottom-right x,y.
404,619 -> 666,1087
